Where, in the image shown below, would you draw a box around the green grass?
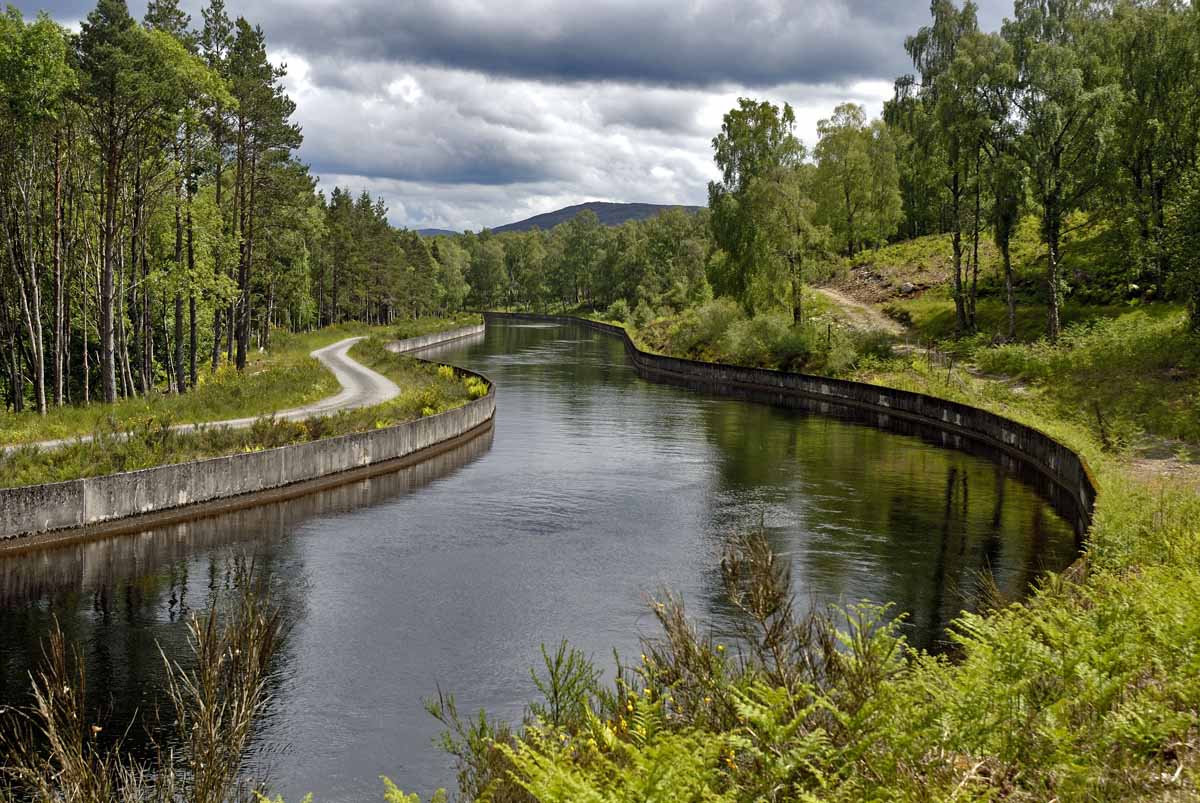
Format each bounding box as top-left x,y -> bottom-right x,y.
880,295 -> 1145,346
971,308 -> 1200,445
869,300 -> 1198,446
388,313 -> 482,341
633,292 -> 888,376
840,214 -> 1138,307
0,318 -> 482,447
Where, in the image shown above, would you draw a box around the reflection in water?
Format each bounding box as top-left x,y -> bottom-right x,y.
0,322 -> 1076,801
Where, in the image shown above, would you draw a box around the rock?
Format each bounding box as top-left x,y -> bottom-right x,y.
899,282 -> 917,295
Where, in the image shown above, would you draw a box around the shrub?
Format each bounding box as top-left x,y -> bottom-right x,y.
720,313 -> 791,368
771,325 -> 816,372
605,299 -> 631,322
463,376 -> 489,399
854,329 -> 896,362
631,300 -> 657,330
665,298 -> 745,357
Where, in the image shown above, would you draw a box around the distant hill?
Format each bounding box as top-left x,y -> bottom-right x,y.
415,228 -> 461,238
491,202 -> 703,234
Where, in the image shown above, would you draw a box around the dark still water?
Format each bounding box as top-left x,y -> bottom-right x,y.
0,321 -> 1077,800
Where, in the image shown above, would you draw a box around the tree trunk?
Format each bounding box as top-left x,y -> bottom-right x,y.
53,131 -> 64,407
174,292 -> 185,392
211,118 -> 225,372
100,140 -> 119,403
950,169 -> 966,336
173,139 -> 186,393
1045,208 -> 1062,343
189,294 -> 198,387
1002,239 -> 1015,341
791,256 -> 803,326
969,152 -> 981,333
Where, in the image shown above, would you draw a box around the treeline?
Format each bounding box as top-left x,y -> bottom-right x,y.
455,206 -> 711,322
706,0 -> 1200,341
0,0 -> 465,415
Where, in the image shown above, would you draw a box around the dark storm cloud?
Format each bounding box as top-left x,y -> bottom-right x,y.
247,0 -> 934,89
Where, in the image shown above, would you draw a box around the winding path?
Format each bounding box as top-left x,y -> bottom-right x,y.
3,337 -> 400,454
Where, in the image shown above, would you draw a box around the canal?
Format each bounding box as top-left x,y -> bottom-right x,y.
0,320 -> 1078,800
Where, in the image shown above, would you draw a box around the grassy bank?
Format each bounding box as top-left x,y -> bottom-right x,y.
0,332 -> 485,489
629,295 -> 894,376
389,313 -> 482,340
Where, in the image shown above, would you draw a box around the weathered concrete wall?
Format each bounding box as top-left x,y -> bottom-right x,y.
389,323 -> 485,353
485,312 -> 1098,535
0,330 -> 495,541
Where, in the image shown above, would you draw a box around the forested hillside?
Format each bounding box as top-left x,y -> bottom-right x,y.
0,0 -> 468,415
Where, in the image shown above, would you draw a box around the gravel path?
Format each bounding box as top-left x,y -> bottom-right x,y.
3,337 -> 400,454
813,286 -> 906,335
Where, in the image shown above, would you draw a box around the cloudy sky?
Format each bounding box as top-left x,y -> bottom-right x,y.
25,0 -> 1011,231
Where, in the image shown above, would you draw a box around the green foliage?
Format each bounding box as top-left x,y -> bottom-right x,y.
971,308 -> 1200,444
529,641 -> 603,732
707,97 -> 803,308
604,299 -> 630,323
814,103 -> 903,255
464,375 -> 489,400
388,314 -> 482,341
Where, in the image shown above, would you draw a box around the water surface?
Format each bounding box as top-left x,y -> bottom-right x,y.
0,321 -> 1077,800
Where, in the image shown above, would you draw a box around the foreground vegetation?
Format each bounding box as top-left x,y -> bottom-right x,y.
0,564 -> 284,802
0,333 -> 484,488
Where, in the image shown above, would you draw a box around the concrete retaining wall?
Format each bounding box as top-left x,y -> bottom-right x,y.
485,311 -> 1098,535
0,329 -> 495,541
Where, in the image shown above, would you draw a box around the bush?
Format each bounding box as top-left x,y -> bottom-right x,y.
720,314 -> 791,367
605,299 -> 631,323
854,329 -> 896,362
771,325 -> 816,372
631,301 -> 658,330
664,298 -> 745,357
